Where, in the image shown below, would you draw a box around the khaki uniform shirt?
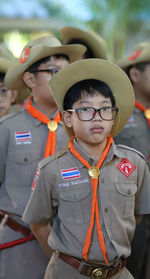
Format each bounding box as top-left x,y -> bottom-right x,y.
115,108 -> 150,169
0,107 -> 67,217
23,140 -> 150,263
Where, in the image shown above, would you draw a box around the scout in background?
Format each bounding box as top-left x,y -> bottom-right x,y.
60,26 -> 107,59
0,57 -> 17,117
0,36 -> 86,279
115,43 -> 150,279
23,59 -> 150,279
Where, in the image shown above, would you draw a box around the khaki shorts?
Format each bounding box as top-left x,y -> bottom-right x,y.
44,251 -> 134,279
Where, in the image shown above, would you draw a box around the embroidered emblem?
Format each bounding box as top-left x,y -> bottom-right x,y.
117,159 -> 136,177
60,167 -> 80,180
20,47 -> 30,64
32,169 -> 39,191
128,50 -> 141,61
15,131 -> 32,144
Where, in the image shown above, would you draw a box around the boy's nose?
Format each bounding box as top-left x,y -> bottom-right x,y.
93,110 -> 102,121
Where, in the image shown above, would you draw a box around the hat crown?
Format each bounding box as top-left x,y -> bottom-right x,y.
23,36 -> 62,50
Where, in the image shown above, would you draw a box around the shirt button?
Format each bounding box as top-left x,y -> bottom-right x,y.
127,189 -> 131,195
105,208 -> 108,213
24,157 -> 28,162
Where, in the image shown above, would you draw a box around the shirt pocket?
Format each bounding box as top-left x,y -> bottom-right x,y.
6,148 -> 42,187
58,185 -> 91,225
112,183 -> 137,218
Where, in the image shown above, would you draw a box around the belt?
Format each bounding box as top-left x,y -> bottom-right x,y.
58,252 -> 126,278
0,212 -> 35,250
0,211 -> 31,236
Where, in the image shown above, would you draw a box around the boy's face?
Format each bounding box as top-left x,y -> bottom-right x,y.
23,56 -> 69,110
0,82 -> 17,117
63,92 -> 114,149
130,63 -> 150,98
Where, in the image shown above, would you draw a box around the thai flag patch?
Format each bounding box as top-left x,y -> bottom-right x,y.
60,167 -> 80,180
15,131 -> 31,144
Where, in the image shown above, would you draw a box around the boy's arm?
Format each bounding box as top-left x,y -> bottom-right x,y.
30,222 -> 53,258
135,214 -> 143,225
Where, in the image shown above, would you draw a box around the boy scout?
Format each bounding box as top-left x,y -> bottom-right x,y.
0,36 -> 86,279
0,57 -> 18,117
115,43 -> 150,279
0,43 -> 30,113
23,59 -> 150,279
60,26 -> 107,59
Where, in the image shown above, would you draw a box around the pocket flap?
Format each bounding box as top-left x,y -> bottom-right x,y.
115,183 -> 137,196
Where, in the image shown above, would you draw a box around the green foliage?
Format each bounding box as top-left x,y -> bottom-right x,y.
83,0 -> 150,59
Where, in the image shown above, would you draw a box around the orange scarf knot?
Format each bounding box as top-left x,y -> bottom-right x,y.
26,96 -> 61,158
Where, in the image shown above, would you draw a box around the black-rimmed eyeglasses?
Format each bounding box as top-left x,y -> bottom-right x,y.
29,69 -> 60,76
66,106 -> 119,121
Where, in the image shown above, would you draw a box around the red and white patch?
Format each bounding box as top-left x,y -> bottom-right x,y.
117,159 -> 136,177
32,169 -> 39,191
20,47 -> 30,64
128,50 -> 141,61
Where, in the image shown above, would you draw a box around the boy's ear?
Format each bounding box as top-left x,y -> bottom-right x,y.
23,72 -> 36,89
129,67 -> 139,83
62,111 -> 73,128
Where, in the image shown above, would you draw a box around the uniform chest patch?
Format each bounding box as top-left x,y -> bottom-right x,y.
117,159 -> 136,177
15,131 -> 32,144
60,167 -> 80,180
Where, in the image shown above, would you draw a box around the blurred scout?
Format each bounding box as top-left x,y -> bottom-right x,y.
0,36 -> 86,279
115,42 -> 150,279
0,57 -> 17,117
60,26 -> 107,59
23,59 -> 150,279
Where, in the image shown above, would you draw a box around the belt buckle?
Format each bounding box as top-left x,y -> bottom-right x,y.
91,267 -> 108,279
79,261 -> 93,276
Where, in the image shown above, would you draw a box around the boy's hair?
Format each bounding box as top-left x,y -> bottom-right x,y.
65,38 -> 94,59
0,73 -> 5,83
63,79 -> 116,110
28,54 -> 70,74
127,61 -> 150,80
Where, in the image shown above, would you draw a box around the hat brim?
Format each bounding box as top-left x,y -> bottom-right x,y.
5,44 -> 86,90
49,59 -> 135,138
60,26 -> 107,59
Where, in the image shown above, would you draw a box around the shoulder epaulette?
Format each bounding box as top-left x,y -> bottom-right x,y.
117,144 -> 145,159
38,144 -> 69,170
38,155 -> 56,170
0,111 -> 21,124
55,143 -> 68,161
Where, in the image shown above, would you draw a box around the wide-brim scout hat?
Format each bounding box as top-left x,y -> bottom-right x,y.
60,26 -> 107,59
0,43 -> 15,61
4,36 -> 86,90
116,42 -> 150,71
0,56 -> 30,104
49,59 -> 135,139
0,57 -> 13,73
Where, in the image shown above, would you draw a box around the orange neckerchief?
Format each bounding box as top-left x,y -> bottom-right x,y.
68,135 -> 113,265
26,96 -> 61,158
135,100 -> 150,127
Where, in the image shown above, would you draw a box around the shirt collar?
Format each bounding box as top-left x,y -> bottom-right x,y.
27,98 -> 62,127
72,139 -> 127,167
